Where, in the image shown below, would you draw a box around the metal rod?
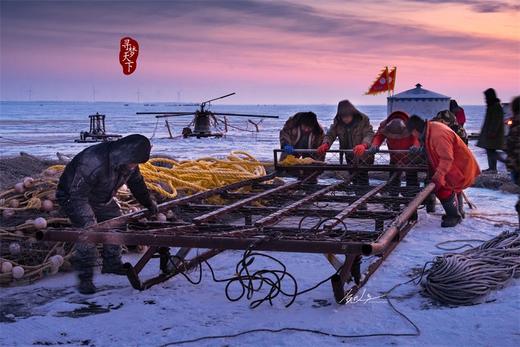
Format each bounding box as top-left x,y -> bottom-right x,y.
322,175 -> 395,230
38,228 -> 367,254
88,173 -> 276,231
254,176 -> 351,227
193,173 -> 317,224
361,182 -> 436,255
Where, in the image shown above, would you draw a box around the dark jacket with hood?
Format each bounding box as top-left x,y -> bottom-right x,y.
57,134 -> 154,226
477,88 -> 504,150
279,112 -> 325,160
323,100 -> 374,149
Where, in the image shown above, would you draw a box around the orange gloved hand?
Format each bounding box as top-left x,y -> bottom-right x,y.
317,143 -> 330,156
353,144 -> 367,157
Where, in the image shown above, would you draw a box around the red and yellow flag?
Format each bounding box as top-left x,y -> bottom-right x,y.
388,66 -> 396,91
365,66 -> 397,95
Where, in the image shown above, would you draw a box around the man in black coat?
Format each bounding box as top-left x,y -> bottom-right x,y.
57,134 -> 158,294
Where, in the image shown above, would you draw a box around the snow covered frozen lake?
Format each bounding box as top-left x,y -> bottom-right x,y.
0,102 -> 518,346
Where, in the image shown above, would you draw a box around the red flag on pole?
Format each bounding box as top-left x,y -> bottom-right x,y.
388,66 -> 397,93
365,67 -> 390,95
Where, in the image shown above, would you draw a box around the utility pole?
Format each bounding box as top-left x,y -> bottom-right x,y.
177,90 -> 181,103
28,88 -> 32,101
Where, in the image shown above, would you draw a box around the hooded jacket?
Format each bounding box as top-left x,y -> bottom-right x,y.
279,112 -> 325,160
477,89 -> 504,150
57,134 -> 154,226
424,121 -> 480,192
371,111 -> 420,163
323,101 -> 374,149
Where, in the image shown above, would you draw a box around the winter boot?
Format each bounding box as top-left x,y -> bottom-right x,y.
457,192 -> 465,219
101,244 -> 127,275
101,261 -> 127,275
425,193 -> 437,213
440,193 -> 461,228
78,277 -> 96,294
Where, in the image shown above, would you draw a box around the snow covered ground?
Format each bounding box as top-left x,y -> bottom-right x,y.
1,187 -> 518,347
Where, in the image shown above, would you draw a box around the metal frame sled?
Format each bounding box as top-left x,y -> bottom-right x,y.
38,149 -> 434,304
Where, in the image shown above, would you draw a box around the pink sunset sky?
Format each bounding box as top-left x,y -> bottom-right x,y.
0,0 -> 519,104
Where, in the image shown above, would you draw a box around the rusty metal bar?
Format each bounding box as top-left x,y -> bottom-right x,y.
193,173 -> 318,224
361,182 -> 436,255
93,172 -> 276,230
38,227 -> 367,254
322,175 -> 396,230
254,177 -> 351,227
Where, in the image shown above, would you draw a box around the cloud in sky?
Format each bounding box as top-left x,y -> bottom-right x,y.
1,0 -> 518,104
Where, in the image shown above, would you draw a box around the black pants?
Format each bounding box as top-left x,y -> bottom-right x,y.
63,199 -> 122,280
486,149 -> 498,171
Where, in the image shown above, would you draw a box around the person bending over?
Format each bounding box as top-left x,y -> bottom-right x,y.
57,134 -> 158,294
406,116 -> 480,227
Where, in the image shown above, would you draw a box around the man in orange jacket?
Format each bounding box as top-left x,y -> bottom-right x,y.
406,115 -> 480,227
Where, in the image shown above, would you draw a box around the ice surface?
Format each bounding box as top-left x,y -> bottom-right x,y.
0,188 -> 518,347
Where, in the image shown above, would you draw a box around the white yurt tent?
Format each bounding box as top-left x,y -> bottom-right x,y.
387,83 -> 450,118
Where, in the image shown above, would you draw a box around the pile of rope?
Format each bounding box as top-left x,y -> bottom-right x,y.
422,230 -> 520,305
279,155 -> 320,166
140,151 -> 267,199
0,151 -> 268,286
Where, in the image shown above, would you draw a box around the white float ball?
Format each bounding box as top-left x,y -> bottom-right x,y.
33,217 -> 47,230
1,261 -> 13,273
50,255 -> 64,267
9,242 -> 21,255
14,183 -> 25,194
41,199 -> 54,212
23,177 -> 34,188
166,210 -> 175,219
12,266 -> 25,279
156,213 -> 167,222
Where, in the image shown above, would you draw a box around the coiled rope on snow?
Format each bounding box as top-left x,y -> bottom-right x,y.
422,230 -> 520,305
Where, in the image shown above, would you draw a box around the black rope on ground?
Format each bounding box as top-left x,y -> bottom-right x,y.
159,268 -> 423,346
167,248 -> 341,309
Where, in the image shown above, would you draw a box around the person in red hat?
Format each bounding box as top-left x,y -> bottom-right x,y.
317,100 -> 374,185
367,111 -> 421,193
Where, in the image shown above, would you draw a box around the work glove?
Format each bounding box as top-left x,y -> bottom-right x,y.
147,200 -> 159,215
431,172 -> 446,188
353,144 -> 367,157
366,146 -> 379,154
283,145 -> 295,154
409,146 -> 423,154
317,143 -> 330,156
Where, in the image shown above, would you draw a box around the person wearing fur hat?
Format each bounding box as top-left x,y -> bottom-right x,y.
279,112 -> 325,161
367,111 -> 421,194
57,134 -> 158,294
317,100 -> 374,185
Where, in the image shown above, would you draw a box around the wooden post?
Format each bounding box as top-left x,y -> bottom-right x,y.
165,120 -> 173,139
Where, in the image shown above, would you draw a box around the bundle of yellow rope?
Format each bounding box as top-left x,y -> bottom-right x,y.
140,151 -> 267,199
279,155 -> 320,166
